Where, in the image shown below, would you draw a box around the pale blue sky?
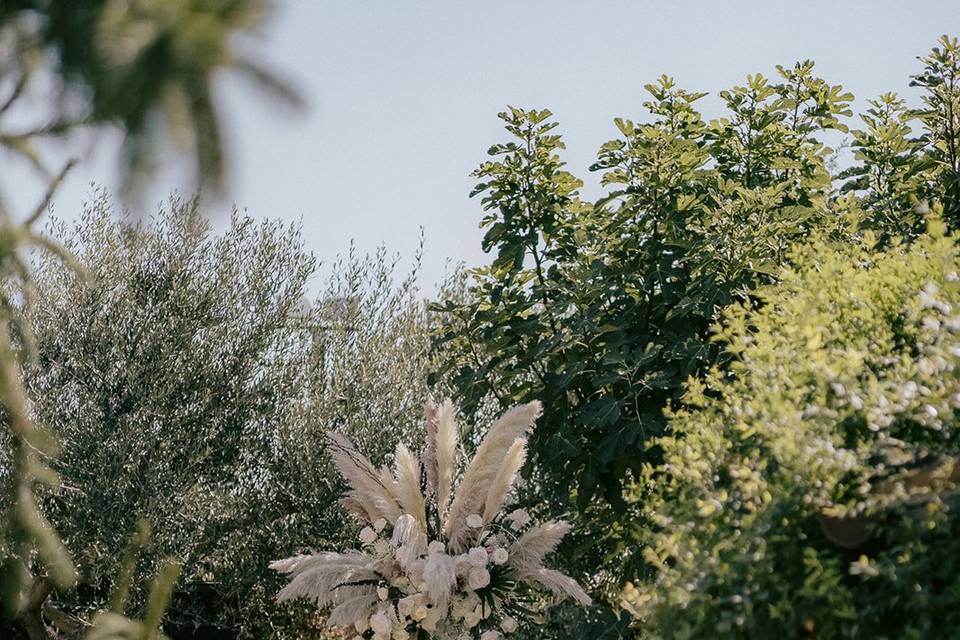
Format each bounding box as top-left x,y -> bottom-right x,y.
9,1 -> 960,288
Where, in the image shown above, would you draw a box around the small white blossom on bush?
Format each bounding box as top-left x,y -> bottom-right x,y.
463,606 -> 481,628
370,611 -> 391,636
397,595 -> 415,618
271,400 -> 590,639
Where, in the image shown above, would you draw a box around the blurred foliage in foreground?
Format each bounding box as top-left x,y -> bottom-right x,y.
0,1 -> 301,636
0,165 -> 80,630
0,0 -> 300,203
627,219 -> 960,638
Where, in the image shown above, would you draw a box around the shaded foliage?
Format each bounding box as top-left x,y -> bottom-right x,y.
434,39 -> 960,611
433,63 -> 855,594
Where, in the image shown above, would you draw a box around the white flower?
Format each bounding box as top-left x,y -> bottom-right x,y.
405,558 -> 426,585
507,508 -> 530,528
270,400 -> 592,637
423,605 -> 444,631
463,607 -> 482,628
466,513 -> 484,528
468,566 -> 491,589
370,611 -> 391,636
455,554 -> 474,576
397,595 -> 416,618
452,592 -> 480,619
468,547 -> 488,567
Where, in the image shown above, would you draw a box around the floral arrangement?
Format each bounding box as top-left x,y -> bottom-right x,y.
271,400 -> 590,640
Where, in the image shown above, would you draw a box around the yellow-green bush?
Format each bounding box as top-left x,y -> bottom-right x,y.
628,220 -> 960,639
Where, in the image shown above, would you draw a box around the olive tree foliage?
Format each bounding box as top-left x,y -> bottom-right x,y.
12,193 -> 437,639
626,220 -> 960,639
26,191 -> 312,615
216,241 -> 441,639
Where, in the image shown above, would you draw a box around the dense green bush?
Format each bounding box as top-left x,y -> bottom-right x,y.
435,68 -> 854,588
10,193 -> 438,638
434,36 -> 960,605
625,220 -> 960,638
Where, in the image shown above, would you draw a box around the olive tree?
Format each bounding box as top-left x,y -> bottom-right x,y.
14,192 -> 437,639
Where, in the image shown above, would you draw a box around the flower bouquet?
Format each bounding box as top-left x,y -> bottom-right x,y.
271,400 -> 590,640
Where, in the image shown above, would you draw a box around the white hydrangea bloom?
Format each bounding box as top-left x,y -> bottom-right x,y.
507,508 -> 531,528
468,566 -> 491,589
468,547 -> 488,567
359,526 -> 377,544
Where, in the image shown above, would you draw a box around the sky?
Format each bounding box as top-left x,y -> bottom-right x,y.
8,0 -> 960,291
